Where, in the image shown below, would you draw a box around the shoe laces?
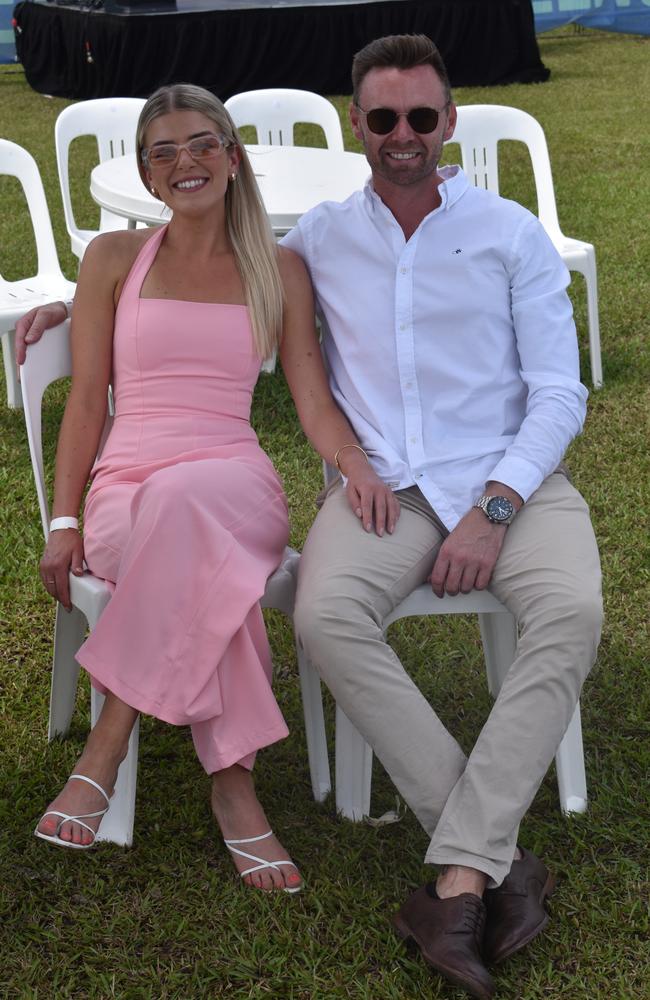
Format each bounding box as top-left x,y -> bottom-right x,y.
459,896 -> 486,937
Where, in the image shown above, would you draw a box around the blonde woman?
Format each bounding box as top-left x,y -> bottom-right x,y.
31,84 -> 399,891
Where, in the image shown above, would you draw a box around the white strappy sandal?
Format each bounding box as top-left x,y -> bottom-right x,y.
34,774 -> 110,850
224,830 -> 303,894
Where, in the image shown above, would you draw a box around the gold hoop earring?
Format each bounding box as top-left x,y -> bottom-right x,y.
150,186 -> 158,197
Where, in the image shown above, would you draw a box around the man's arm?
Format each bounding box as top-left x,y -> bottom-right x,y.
431,215 -> 586,596
15,300 -> 71,365
485,215 -> 588,502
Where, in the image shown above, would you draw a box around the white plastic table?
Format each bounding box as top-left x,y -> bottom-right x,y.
90,144 -> 370,233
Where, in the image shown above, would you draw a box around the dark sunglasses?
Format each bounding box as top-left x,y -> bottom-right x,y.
355,104 -> 449,136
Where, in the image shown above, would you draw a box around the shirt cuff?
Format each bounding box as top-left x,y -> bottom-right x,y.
486,455 -> 548,504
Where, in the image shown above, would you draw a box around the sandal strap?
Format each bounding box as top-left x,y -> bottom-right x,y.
224,830 -> 273,847
41,775 -> 110,838
239,858 -> 299,877
238,858 -> 301,878
224,832 -> 301,880
235,858 -> 301,877
40,808 -> 107,839
224,840 -> 282,877
35,774 -> 111,847
238,859 -> 283,878
68,773 -> 111,806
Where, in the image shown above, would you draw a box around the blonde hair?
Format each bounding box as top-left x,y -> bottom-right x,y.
136,84 -> 283,361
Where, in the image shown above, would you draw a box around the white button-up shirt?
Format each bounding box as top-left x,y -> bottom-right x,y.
282,166 -> 588,530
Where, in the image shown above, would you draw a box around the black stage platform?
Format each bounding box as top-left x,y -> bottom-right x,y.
13,0 -> 549,101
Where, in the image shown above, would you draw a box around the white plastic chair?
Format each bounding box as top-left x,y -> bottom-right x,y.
450,105 -> 602,388
309,463 -> 587,821
0,139 -> 76,410
55,98 -> 146,262
224,89 -> 344,152
20,321 -> 331,847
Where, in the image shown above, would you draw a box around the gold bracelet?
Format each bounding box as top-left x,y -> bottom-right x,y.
334,444 -> 369,471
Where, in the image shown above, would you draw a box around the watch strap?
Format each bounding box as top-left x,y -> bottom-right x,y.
474,494 -> 515,525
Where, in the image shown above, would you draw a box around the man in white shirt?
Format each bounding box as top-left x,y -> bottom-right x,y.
285,34 -> 601,1000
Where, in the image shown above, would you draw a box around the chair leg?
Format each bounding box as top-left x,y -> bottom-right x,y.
582,252 -> 602,389
480,610 -> 587,815
1,329 -> 23,408
296,646 -> 331,802
478,611 -> 517,697
567,253 -> 602,389
555,703 -> 588,815
335,705 -> 372,821
48,603 -> 85,740
90,688 -> 139,847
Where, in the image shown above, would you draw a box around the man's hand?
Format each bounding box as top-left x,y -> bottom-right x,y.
40,528 -> 85,612
15,301 -> 69,365
430,508 -> 507,597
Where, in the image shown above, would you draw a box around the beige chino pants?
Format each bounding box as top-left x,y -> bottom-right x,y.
294,473 -> 602,886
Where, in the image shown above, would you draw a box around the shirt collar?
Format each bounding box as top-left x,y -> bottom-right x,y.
363,164 -> 470,216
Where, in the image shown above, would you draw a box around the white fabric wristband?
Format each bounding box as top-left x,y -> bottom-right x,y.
49,516 -> 79,531
62,299 -> 74,319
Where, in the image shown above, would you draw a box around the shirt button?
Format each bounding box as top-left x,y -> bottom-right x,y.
399,323 -> 406,331
410,436 -> 417,443
400,267 -> 407,274
405,381 -> 413,389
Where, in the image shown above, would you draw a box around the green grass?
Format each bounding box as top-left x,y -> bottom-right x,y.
1,27 -> 649,999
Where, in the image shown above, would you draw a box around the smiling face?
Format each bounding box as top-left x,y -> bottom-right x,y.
350,64 -> 456,195
142,109 -> 240,214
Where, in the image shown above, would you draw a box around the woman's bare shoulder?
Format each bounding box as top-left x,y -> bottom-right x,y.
83,227 -> 160,273
79,229 -> 157,289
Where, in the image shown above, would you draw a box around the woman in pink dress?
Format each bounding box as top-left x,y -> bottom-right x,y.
32,84 -> 399,891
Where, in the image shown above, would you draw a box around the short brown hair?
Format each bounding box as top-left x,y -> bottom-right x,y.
351,34 -> 452,105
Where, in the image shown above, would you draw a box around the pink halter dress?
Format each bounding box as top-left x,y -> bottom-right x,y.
76,226 -> 290,774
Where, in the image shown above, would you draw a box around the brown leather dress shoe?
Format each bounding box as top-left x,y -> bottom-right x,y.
483,847 -> 556,964
392,886 -> 495,999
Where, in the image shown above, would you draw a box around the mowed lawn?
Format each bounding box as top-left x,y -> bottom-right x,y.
0,27 -> 649,1000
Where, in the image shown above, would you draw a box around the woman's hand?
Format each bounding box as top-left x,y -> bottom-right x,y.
40,529 -> 85,611
340,448 -> 401,536
15,301 -> 69,365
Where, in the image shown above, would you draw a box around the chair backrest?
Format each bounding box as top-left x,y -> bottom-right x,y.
0,139 -> 63,281
54,98 -> 146,245
225,89 -> 344,151
21,320 -> 113,539
449,105 -> 563,238
20,321 -> 72,539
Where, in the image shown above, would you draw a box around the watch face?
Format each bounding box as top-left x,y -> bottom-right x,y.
486,496 -> 514,522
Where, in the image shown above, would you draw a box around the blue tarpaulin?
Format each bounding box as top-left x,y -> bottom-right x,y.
1,0 -> 16,64
534,0 -> 650,34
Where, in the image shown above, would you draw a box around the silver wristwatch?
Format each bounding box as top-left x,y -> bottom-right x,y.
474,494 -> 515,525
